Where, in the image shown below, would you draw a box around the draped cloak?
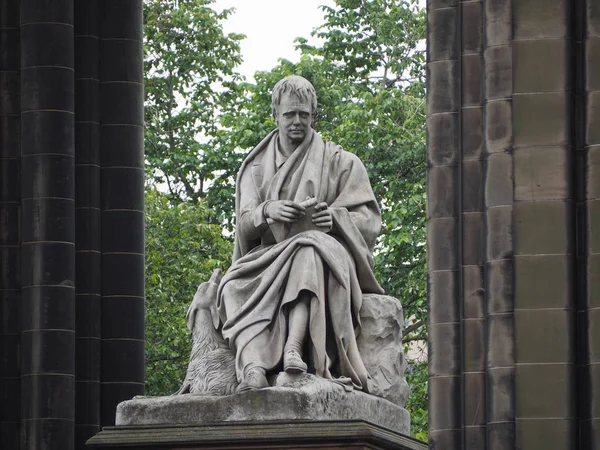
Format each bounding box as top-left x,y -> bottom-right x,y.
217,129 -> 384,391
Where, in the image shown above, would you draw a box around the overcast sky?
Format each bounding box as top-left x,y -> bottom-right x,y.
211,0 -> 336,79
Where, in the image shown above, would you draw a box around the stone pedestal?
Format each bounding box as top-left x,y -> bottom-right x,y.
116,375 -> 408,433
87,373 -> 423,449
86,420 -> 427,450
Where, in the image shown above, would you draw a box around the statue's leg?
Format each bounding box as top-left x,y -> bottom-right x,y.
237,340 -> 269,392
284,292 -> 310,373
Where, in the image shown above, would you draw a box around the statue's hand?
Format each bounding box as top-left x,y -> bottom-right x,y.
265,200 -> 307,223
312,202 -> 333,232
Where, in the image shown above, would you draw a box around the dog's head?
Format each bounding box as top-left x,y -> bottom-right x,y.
185,269 -> 222,331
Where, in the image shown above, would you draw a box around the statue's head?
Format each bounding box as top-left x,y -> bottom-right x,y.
271,75 -> 318,125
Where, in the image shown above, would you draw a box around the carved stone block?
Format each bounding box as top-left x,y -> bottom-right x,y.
357,294 -> 409,408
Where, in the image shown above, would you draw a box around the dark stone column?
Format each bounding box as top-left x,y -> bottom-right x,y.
0,0 -> 21,448
428,0 -> 600,449
512,0 -> 576,447
0,0 -> 145,446
427,1 -> 502,448
426,0 -> 461,448
580,0 -> 600,446
483,0 -> 515,448
460,0 -> 486,448
19,1 -> 76,449
99,0 -> 145,427
74,0 -> 101,447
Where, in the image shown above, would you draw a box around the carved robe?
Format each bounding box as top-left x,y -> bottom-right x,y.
217,128 -> 384,390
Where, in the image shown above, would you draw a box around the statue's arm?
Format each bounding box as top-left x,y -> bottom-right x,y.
328,151 -> 382,250
236,167 -> 270,242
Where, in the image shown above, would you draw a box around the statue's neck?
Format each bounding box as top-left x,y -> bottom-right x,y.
277,129 -> 312,157
278,138 -> 300,157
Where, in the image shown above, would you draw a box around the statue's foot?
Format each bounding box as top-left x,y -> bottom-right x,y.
284,349 -> 307,373
236,367 -> 269,392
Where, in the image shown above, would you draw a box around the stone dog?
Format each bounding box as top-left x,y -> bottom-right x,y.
177,269 -> 238,395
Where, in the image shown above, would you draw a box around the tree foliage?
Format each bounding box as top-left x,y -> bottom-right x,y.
145,188 -> 232,395
144,0 -> 244,203
405,360 -> 429,440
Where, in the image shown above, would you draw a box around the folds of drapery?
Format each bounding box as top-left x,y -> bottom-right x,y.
218,129 -> 384,390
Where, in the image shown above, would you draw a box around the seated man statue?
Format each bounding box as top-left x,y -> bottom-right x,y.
217,75 -> 385,392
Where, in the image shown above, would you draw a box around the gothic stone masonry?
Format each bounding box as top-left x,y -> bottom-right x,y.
0,1 -> 145,449
427,0 -> 600,449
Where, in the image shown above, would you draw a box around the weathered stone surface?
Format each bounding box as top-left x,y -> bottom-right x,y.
357,294 -> 409,408
116,372 -> 410,435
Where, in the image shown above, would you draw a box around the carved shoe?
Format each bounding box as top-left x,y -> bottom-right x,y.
283,349 -> 307,373
236,367 -> 269,392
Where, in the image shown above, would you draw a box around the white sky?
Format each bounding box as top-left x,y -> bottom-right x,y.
211,0 -> 336,80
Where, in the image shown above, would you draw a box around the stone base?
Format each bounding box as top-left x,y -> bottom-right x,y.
86,420 -> 427,450
113,373 -> 409,435
87,373 -> 422,449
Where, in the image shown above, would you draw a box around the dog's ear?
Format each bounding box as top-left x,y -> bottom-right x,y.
208,269 -> 222,329
185,301 -> 197,332
209,300 -> 220,330
209,269 -> 222,284
185,269 -> 223,331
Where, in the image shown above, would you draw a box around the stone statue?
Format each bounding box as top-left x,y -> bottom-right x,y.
177,75 -> 408,408
112,76 -> 409,437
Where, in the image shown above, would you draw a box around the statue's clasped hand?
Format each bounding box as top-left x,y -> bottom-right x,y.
312,202 -> 333,232
265,197 -> 333,232
265,197 -> 317,223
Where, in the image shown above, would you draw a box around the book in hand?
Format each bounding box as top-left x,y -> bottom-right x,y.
287,197 -> 323,237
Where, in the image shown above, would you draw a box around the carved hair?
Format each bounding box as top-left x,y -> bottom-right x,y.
271,75 -> 318,121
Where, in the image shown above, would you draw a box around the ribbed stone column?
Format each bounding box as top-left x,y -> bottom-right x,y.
460,0 -> 486,448
74,0 -> 101,447
483,0 -> 515,448
19,0 -> 76,449
0,0 -> 146,446
427,0 -> 461,448
99,0 -> 145,427
581,0 -> 600,446
428,0 -> 600,449
0,0 -> 21,448
573,0 -> 589,444
512,0 -> 576,447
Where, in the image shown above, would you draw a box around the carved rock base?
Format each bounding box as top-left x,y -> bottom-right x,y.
358,294 -> 409,406
114,373 -> 410,435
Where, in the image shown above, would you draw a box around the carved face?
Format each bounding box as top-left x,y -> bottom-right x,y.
275,93 -> 313,147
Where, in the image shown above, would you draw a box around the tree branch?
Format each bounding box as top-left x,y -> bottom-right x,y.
403,320 -> 425,336
177,169 -> 197,201
165,172 -> 177,198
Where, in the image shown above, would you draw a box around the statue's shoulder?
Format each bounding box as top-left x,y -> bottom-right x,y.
324,139 -> 343,154
324,140 -> 366,169
235,132 -> 277,183
324,140 -> 350,160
